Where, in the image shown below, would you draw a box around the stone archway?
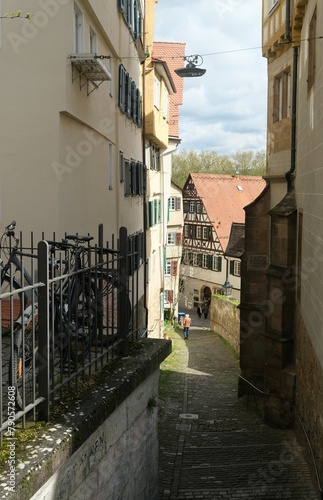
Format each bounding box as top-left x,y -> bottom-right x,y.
201,286 -> 211,305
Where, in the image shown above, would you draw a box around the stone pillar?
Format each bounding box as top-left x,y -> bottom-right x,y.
263,190 -> 297,427
239,184 -> 270,395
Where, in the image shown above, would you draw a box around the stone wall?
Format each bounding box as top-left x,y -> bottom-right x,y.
210,296 -> 240,353
295,312 -> 323,489
1,339 -> 171,500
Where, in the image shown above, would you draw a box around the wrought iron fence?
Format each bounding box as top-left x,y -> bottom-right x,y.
0,225 -> 143,443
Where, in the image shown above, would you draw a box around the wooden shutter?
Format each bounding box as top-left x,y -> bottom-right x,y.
183,201 -> 189,213
131,81 -> 137,121
176,232 -> 182,245
176,197 -> 181,210
168,290 -> 174,303
171,260 -> 178,276
118,65 -> 125,111
124,160 -> 131,195
126,75 -> 132,117
137,91 -> 142,127
230,260 -> 235,275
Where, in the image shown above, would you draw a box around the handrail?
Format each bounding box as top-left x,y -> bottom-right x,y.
238,373 -> 323,498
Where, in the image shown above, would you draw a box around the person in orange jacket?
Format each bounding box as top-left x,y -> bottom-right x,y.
183,314 -> 192,339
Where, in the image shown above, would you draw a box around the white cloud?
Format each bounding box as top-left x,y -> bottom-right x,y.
154,0 -> 267,154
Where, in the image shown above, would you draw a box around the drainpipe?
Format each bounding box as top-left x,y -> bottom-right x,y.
142,7 -> 148,330
285,46 -> 298,191
286,0 -> 292,42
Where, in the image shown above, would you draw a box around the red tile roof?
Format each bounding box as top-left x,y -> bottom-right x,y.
153,42 -> 186,139
185,174 -> 266,251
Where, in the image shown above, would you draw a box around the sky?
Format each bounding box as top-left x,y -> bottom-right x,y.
154,0 -> 268,155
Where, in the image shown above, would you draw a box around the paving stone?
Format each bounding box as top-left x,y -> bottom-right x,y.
158,313 -> 320,500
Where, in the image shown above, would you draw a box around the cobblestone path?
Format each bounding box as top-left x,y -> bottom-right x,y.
158,319 -> 319,499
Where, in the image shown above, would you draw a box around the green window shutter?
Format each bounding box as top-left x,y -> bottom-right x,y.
118,0 -> 125,13
197,203 -> 203,213
167,198 -> 170,222
118,65 -> 125,111
230,260 -> 235,275
137,93 -> 142,127
149,201 -> 154,227
183,201 -> 189,213
197,254 -> 202,267
176,197 -> 181,210
143,165 -> 146,195
126,75 -> 132,117
131,81 -> 137,121
217,256 -> 222,272
208,255 -> 213,270
124,160 -> 131,195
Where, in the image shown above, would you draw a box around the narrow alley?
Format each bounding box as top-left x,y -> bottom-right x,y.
158,314 -> 319,500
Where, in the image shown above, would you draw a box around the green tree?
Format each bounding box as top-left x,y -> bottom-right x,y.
172,149 -> 266,188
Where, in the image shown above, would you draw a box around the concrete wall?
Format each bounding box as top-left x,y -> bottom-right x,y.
1,339 -> 171,500
210,296 -> 240,354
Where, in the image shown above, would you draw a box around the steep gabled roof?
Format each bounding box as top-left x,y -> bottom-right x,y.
153,42 -> 185,139
225,222 -> 245,258
184,173 -> 266,251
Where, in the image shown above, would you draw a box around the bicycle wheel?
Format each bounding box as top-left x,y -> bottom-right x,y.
69,281 -> 98,364
8,328 -> 38,410
0,275 -> 26,334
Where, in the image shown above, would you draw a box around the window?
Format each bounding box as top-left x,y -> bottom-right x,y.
89,27 -> 97,53
273,69 -> 291,122
74,4 -> 83,53
192,253 -> 198,266
167,233 -> 175,245
154,76 -> 161,109
162,86 -> 169,121
196,226 -> 202,239
165,260 -> 177,276
266,0 -> 279,14
118,0 -> 142,42
202,254 -> 208,269
203,226 -> 210,240
212,255 -> 222,272
184,225 -> 189,237
169,197 -> 181,211
146,199 -> 162,228
124,159 -> 131,195
118,64 -> 142,126
119,151 -> 124,182
150,145 -> 160,171
197,203 -> 203,214
128,231 -> 145,275
164,290 -> 173,304
230,260 -> 241,277
189,201 -> 195,213
308,8 -> 317,92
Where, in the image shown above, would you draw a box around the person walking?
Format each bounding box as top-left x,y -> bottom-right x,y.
183,314 -> 192,339
196,305 -> 202,319
202,304 -> 208,319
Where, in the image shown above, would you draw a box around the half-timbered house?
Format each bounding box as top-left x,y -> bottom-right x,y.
181,173 -> 266,305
